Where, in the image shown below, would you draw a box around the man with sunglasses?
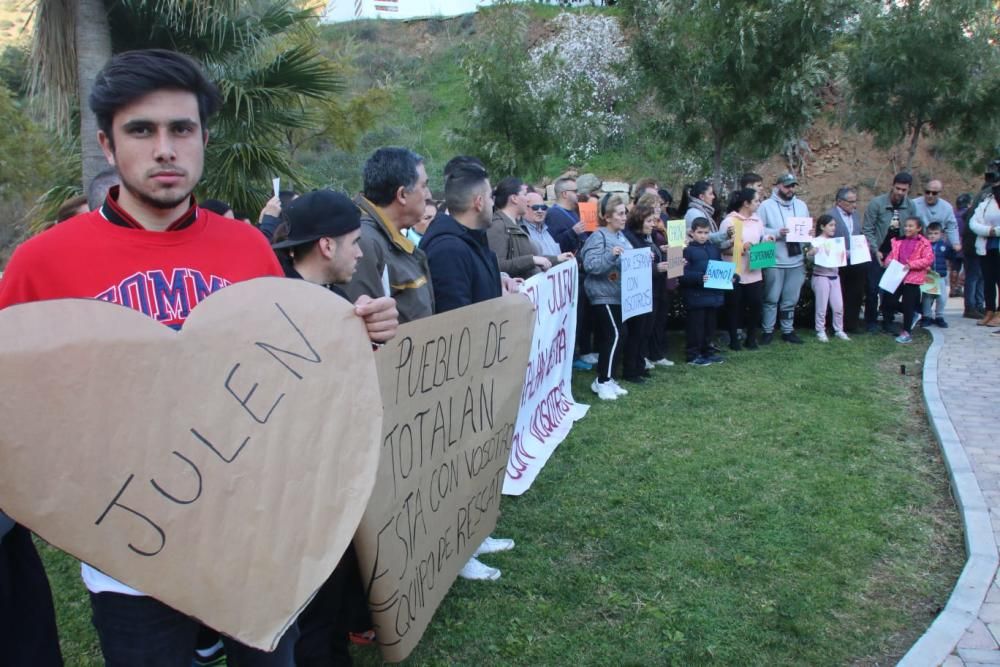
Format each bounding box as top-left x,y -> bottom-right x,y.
487,177 -> 559,279
914,179 -> 961,253
523,190 -> 573,268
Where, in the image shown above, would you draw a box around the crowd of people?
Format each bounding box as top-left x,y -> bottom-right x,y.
2,45 -> 1000,667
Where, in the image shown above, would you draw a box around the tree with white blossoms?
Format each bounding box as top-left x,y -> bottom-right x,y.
526,12 -> 636,163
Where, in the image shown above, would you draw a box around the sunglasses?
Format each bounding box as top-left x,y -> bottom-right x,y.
925,190 -> 940,195
530,204 -> 549,211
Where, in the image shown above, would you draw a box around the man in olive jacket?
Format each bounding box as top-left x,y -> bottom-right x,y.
486,177 -> 553,279
862,171 -> 918,333
343,147 -> 436,323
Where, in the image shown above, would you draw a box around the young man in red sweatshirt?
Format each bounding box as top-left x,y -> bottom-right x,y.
0,49 -> 394,666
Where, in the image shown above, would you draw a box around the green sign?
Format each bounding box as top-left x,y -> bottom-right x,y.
748,241 -> 777,271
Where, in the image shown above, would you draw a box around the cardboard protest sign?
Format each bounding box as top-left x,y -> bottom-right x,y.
921,270 -> 943,295
849,235 -> 872,265
705,260 -> 736,290
730,218 -> 744,273
813,237 -> 847,268
666,246 -> 685,278
355,296 -> 534,662
786,217 -> 814,243
666,219 -> 687,247
748,241 -> 777,271
0,278 -> 383,650
505,262 -> 589,496
621,248 -> 653,321
578,200 -> 599,233
878,259 -> 908,293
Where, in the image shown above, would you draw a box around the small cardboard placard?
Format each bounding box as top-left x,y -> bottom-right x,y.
786,217 -> 814,243
813,237 -> 847,268
665,246 -> 685,278
748,241 -> 777,270
578,200 -> 599,233
354,296 -> 534,662
666,219 -> 687,247
879,260 -> 908,293
849,235 -> 872,265
705,260 -> 736,290
0,278 -> 383,650
621,248 -> 653,321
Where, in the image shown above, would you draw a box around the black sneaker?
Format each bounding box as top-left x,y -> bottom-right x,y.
705,354 -> 726,364
935,318 -> 949,328
781,332 -> 803,344
729,341 -> 742,352
744,339 -> 759,350
760,332 -> 774,345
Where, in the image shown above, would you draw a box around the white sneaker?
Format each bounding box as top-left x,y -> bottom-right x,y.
643,358 -> 656,370
580,353 -> 599,365
816,332 -> 829,342
834,331 -> 851,341
474,536 -> 515,556
650,358 -> 675,367
591,379 -> 618,401
609,379 -> 628,396
458,557 -> 501,581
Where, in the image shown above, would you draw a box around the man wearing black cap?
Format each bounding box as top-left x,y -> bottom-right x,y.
759,173 -> 811,344
273,189 -> 385,307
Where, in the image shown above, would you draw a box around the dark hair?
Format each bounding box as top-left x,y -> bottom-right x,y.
554,177 -> 576,198
362,147 -> 424,207
835,186 -> 857,203
200,198 -> 233,216
56,195 -> 88,222
626,202 -> 657,234
86,166 -> 120,210
892,172 -> 913,186
957,193 -> 973,209
443,155 -> 484,179
726,188 -> 757,214
633,177 -> 658,203
657,188 -> 673,204
814,213 -> 835,235
678,180 -> 712,216
445,162 -> 489,215
905,215 -> 924,228
690,217 -> 711,232
738,172 -> 762,189
89,49 -> 221,147
493,177 -> 524,210
926,222 -> 943,232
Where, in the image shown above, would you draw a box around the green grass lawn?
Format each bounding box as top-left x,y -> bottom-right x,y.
39,327 -> 962,666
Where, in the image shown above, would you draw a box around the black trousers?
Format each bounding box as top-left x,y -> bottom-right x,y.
981,249 -> 1000,312
649,287 -> 671,360
839,262 -> 867,332
0,525 -> 62,667
726,280 -> 763,343
295,545 -> 368,667
576,271 -> 596,356
886,283 -> 922,333
623,312 -> 651,379
594,303 -> 625,382
685,307 -> 718,360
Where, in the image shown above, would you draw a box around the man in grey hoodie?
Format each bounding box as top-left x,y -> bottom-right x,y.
758,173 -> 810,344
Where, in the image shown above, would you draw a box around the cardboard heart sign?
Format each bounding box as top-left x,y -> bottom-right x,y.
0,277 -> 382,650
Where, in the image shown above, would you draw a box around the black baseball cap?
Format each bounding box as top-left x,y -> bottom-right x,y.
271,189 -> 361,249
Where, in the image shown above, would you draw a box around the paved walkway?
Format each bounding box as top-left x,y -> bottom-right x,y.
899,300 -> 1000,666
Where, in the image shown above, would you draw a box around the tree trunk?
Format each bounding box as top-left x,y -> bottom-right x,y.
712,130 -> 723,192
905,119 -> 924,173
75,0 -> 113,192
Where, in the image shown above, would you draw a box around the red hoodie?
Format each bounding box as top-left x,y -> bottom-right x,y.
883,234 -> 934,286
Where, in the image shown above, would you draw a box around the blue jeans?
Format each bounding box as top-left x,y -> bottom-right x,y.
90,591 -> 299,667
965,254 -> 985,311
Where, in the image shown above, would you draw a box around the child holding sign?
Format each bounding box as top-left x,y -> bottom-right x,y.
720,189 -> 771,350
807,215 -> 850,342
681,218 -> 725,366
882,216 -> 934,343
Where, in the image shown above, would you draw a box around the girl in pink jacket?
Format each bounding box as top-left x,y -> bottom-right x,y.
883,216 -> 934,343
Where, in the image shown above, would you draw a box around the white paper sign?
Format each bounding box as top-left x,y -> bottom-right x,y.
878,260 -> 908,293
786,217 -> 814,243
380,265 -> 390,298
849,235 -> 872,265
272,177 -> 280,199
813,237 -> 847,268
504,261 -> 589,496
621,248 -> 653,321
